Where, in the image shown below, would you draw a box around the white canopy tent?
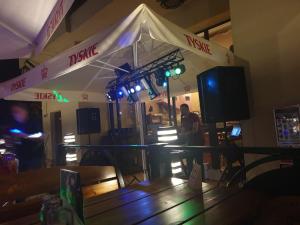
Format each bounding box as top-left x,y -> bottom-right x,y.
1,4 -> 235,102
0,0 -> 74,59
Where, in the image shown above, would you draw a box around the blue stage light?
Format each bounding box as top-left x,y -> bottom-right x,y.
130,88 -> 135,93
135,85 -> 142,92
117,90 -> 123,97
10,128 -> 22,134
163,81 -> 167,87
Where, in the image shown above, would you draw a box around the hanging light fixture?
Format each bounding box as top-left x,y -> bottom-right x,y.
64,133 -> 76,144
158,0 -> 186,9
141,76 -> 160,100
64,133 -> 78,163
164,64 -> 186,78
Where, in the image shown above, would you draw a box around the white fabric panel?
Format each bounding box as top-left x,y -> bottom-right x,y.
0,4 -> 235,99
0,0 -> 74,59
0,26 -> 32,58
0,0 -> 57,40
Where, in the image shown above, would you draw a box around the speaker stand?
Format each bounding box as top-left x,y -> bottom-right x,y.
208,123 -> 220,169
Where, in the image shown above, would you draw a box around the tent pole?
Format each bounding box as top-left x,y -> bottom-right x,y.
166,77 -> 172,126
172,96 -> 177,127
133,42 -> 148,181
116,97 -> 122,129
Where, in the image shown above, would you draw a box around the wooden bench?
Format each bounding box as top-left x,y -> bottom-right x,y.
183,189 -> 266,225
0,166 -> 120,223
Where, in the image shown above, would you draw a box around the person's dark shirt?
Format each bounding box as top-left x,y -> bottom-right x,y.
181,112 -> 201,132
181,112 -> 203,145
10,118 -> 44,160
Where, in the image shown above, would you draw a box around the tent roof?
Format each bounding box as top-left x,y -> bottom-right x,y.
0,0 -> 74,59
0,4 -> 235,101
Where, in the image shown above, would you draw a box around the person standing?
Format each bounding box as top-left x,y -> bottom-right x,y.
180,104 -> 204,176
7,103 -> 44,172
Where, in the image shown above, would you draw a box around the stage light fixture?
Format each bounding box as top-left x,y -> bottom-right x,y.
130,87 -> 135,94
165,70 -> 171,77
163,81 -> 167,87
135,84 -> 142,92
141,78 -> 150,90
119,84 -> 139,103
117,90 -> 123,98
163,64 -> 186,78
175,64 -> 186,75
141,77 -> 160,100
106,93 -> 112,101
175,67 -> 182,75
121,86 -> 129,97
155,69 -> 167,87
106,89 -> 117,101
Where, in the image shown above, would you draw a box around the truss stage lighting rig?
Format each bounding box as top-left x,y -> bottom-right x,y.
105,49 -> 185,102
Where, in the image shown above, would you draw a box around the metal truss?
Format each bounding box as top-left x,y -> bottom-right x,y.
106,49 -> 184,90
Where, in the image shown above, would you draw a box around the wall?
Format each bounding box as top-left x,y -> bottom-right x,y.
42,100 -> 139,163
230,0 -> 300,178
42,101 -> 79,164
43,101 -> 113,160
230,0 -> 300,147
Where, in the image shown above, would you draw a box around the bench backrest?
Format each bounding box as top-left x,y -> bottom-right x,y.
0,166 -> 117,201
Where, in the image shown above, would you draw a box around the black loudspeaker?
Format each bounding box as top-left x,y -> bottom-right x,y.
197,66 -> 250,123
76,108 -> 101,134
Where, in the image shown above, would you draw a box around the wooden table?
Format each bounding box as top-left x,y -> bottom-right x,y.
1,178 -> 264,225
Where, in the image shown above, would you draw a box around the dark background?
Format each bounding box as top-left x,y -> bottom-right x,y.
0,100 -> 43,136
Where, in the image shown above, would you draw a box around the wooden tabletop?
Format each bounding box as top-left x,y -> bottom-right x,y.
1,178 -> 264,225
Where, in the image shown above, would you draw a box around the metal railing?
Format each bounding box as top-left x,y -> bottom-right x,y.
59,144 -> 300,187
